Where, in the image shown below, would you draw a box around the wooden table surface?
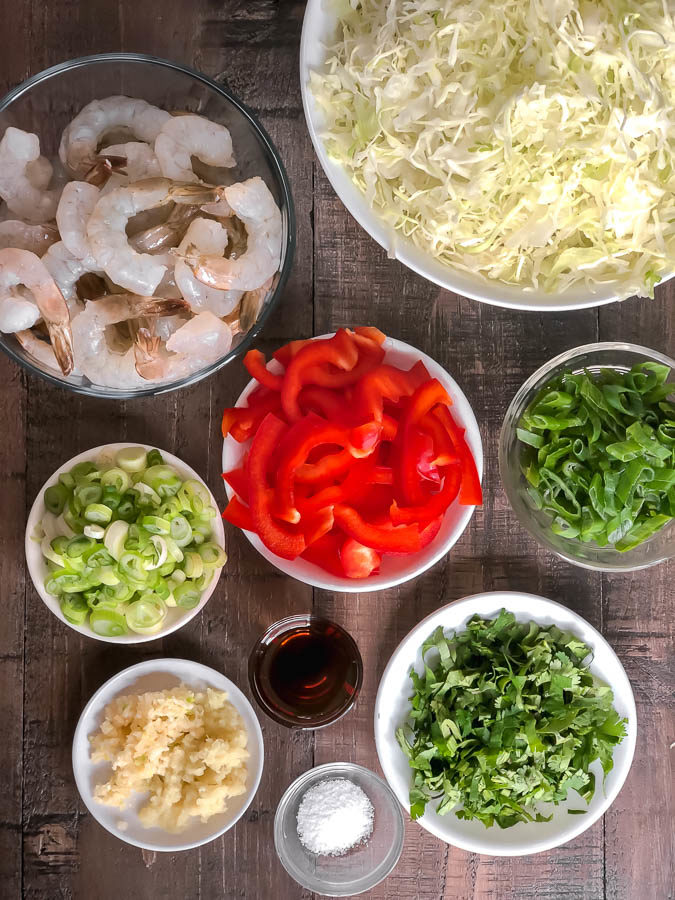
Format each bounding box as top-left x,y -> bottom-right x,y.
1,2 -> 673,898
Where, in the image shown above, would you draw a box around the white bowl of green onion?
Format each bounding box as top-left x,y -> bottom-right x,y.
25,443 -> 226,643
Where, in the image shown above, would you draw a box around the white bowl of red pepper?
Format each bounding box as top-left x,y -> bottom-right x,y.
221,330 -> 483,592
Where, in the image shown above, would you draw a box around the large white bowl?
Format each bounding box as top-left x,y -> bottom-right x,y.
300,0 -> 672,311
25,443 -> 226,644
222,335 -> 483,592
374,591 -> 637,856
72,658 -> 264,851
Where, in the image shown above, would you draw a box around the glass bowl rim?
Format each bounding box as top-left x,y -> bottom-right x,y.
498,340 -> 675,572
273,761 -> 405,897
248,613 -> 364,729
0,51 -> 296,399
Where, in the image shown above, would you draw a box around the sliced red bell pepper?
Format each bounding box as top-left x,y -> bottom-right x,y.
222,467 -> 249,503
401,378 -> 452,429
222,495 -> 254,531
222,389 -> 283,443
281,329 -> 359,421
371,466 -> 394,485
355,365 -> 418,423
390,463 -> 462,524
419,515 -> 443,549
273,338 -> 312,368
381,414 -> 398,441
296,448 -> 353,485
303,506 -> 335,546
398,427 -> 438,506
353,325 -> 386,346
434,406 -> 482,506
303,331 -> 385,391
350,421 -> 382,457
248,413 -> 306,559
297,456 -> 377,517
340,538 -> 381,578
407,359 -> 432,389
421,410 -> 458,466
298,385 -> 350,421
332,504 -> 421,553
301,531 -> 345,577
352,483 -> 396,520
243,349 -> 283,391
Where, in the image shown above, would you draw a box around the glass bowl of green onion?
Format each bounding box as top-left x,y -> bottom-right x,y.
499,343 -> 675,572
25,443 -> 227,643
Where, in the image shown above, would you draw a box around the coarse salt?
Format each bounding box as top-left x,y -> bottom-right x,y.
296,777 -> 374,856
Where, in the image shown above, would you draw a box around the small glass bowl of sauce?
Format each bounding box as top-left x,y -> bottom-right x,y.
248,614 -> 363,728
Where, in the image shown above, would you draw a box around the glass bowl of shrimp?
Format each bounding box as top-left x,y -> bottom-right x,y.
0,53 -> 295,397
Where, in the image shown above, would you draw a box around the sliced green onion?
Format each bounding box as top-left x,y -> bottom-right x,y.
90,609 -> 128,637
44,484 -> 68,516
170,569 -> 187,585
142,515 -> 170,535
169,516 -> 193,547
103,521 -> 129,560
60,593 -> 89,625
84,503 -> 113,525
67,535 -> 95,558
133,482 -> 161,506
41,537 -> 65,567
125,594 -> 167,634
146,449 -> 164,467
74,483 -> 103,509
101,467 -> 132,493
116,495 -> 137,522
198,542 -> 227,568
116,447 -> 148,473
84,524 -> 106,539
183,551 -> 204,579
145,536 -> 168,570
71,461 -> 97,479
173,582 -> 201,609
101,486 -> 122,510
119,551 -> 148,582
59,471 -> 75,490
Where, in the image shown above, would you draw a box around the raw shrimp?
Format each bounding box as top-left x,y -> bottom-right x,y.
0,291 -> 41,333
0,248 -> 73,374
0,220 -> 58,254
59,96 -> 170,175
130,204 -> 197,253
56,182 -> 100,261
15,328 -> 62,374
86,178 -> 175,295
155,115 -> 235,183
99,142 -> 161,180
71,294 -> 189,389
190,177 -> 281,291
134,310 -> 232,381
0,128 -> 60,223
175,218 -> 243,316
42,241 -> 102,305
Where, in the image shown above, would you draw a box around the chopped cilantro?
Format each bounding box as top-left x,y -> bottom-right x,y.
396,610 -> 627,828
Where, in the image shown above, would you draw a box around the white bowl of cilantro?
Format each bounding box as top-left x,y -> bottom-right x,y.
300,0 -> 675,310
25,444 -> 226,644
374,591 -> 637,856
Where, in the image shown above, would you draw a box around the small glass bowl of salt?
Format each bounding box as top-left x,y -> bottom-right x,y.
274,762 -> 405,896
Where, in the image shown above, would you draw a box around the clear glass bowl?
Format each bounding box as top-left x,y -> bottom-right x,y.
0,53 -> 295,398
274,762 -> 405,897
499,342 -> 675,572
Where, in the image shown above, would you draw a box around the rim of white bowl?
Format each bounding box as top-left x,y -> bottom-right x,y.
299,0 -> 673,312
25,443 -> 225,643
72,658 -> 265,851
374,591 -> 637,856
221,335 -> 483,592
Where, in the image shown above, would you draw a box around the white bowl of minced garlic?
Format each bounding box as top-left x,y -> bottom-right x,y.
72,658 -> 264,851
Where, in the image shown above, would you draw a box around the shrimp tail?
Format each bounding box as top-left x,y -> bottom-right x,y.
169,183 -> 225,206
84,155 -> 128,187
125,296 -> 191,317
46,322 -> 75,376
134,327 -> 164,380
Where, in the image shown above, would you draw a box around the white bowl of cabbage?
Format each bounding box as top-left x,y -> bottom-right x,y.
300,0 -> 675,311
25,443 -> 226,643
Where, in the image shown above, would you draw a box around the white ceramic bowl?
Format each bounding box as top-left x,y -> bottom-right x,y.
374,591 -> 637,856
72,658 -> 264,851
222,335 -> 483,592
25,443 -> 226,644
299,0 -> 673,311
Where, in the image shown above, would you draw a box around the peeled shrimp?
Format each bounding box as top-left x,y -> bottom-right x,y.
0,220 -> 58,254
15,329 -> 62,374
130,204 -> 197,253
99,143 -> 161,180
42,241 -> 101,305
175,218 -> 243,316
0,248 -> 73,374
0,128 -> 60,223
56,182 -> 100,262
86,178 -> 175,295
59,96 -> 171,175
134,311 -> 232,381
155,115 -> 235,183
0,290 -> 41,333
191,177 -> 281,291
71,294 -> 189,388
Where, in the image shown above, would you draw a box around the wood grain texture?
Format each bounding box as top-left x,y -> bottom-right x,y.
0,1 -> 672,898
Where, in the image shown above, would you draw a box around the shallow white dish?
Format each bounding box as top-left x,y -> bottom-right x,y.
25,443 -> 225,644
72,658 -> 264,852
374,591 -> 637,856
222,335 -> 483,592
299,0 -> 672,311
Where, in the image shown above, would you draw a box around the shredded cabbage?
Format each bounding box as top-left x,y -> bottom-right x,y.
311,0 -> 675,297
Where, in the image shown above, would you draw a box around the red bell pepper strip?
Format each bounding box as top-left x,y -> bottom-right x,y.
389,463 -> 462,524
303,506 -> 335,546
273,338 -> 312,368
248,414 -> 306,559
420,411 -> 458,466
302,331 -> 385,390
221,466 -> 249,503
298,385 -> 350,421
301,531 -> 345,577
340,538 -> 381,578
350,421 -> 382,457
222,389 -> 283,443
243,349 -> 283,391
434,406 -> 482,506
222,495 -> 254,531
297,455 -> 377,517
407,360 -> 432,389
398,427 -> 438,506
281,329 -> 359,421
371,466 -> 394,485
355,365 -> 418,423
353,325 -> 386,346
381,414 -> 398,441
419,515 -> 443,549
401,378 -> 452,429
332,504 -> 421,553
296,448 -> 354,485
